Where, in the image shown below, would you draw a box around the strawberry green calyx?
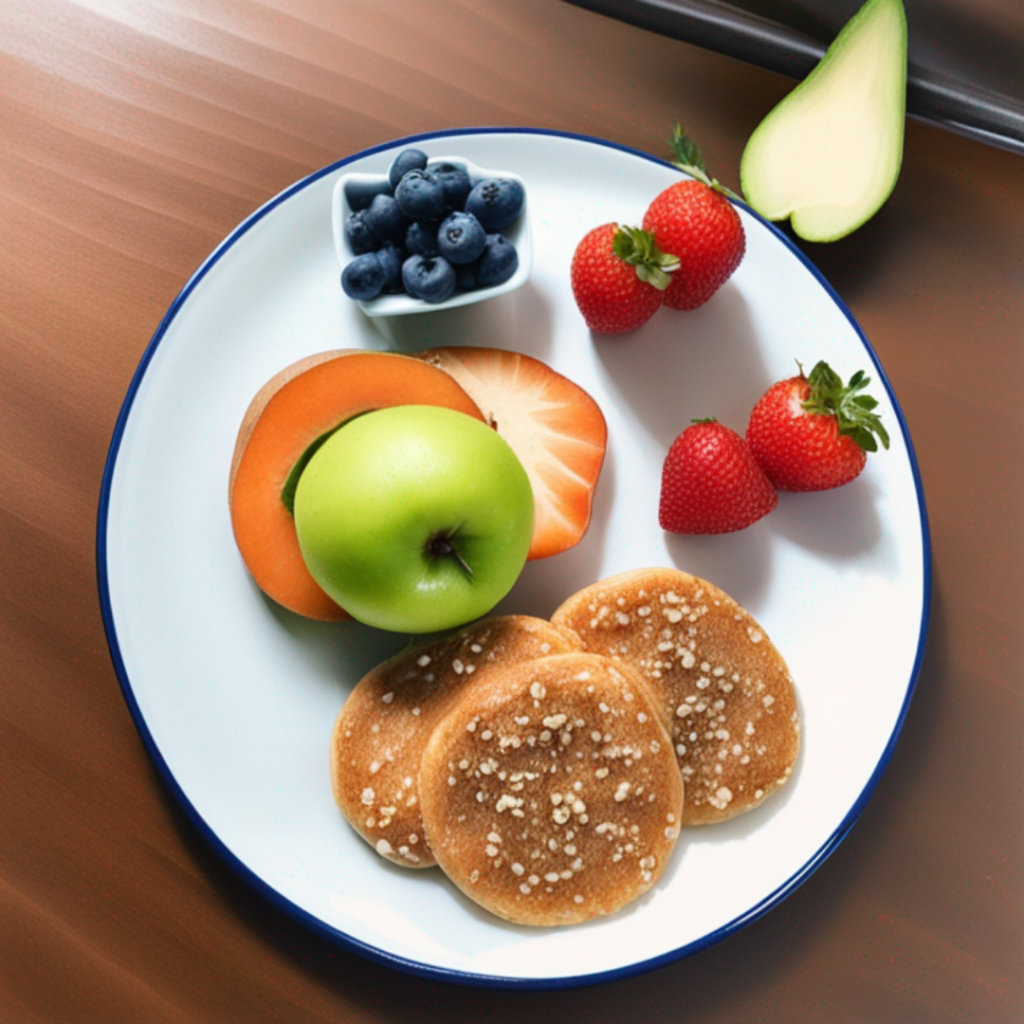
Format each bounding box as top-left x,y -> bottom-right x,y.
803,360 -> 891,453
668,124 -> 741,200
612,225 -> 679,291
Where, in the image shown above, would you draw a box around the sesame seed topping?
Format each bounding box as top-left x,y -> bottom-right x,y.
376,839 -> 393,855
417,655 -> 431,667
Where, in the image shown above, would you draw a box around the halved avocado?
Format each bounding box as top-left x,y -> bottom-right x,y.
740,0 -> 907,242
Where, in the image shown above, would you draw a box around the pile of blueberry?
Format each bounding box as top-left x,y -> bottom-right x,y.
341,148 -> 525,304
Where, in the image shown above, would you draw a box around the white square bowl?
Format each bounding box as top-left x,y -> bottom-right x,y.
331,155 -> 532,317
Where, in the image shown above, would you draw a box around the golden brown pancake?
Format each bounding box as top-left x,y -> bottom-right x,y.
419,652 -> 684,926
331,616 -> 582,867
552,568 -> 799,825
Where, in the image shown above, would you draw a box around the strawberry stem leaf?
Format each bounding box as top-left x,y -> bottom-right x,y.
803,360 -> 890,452
613,225 -> 679,291
668,124 -> 741,200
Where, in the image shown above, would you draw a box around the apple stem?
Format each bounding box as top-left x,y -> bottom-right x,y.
426,531 -> 474,579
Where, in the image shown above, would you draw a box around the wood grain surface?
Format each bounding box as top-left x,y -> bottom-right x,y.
2,0 -> 1021,1020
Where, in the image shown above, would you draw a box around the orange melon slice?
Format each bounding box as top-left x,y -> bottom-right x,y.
417,347 -> 608,560
229,350 -> 485,621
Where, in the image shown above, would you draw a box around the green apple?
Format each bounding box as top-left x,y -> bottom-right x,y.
293,404 -> 534,633
740,0 -> 907,242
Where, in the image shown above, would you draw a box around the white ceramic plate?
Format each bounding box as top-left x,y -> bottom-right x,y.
98,129 -> 930,989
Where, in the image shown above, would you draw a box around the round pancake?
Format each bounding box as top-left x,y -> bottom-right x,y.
419,652 -> 684,926
552,568 -> 799,825
331,615 -> 582,867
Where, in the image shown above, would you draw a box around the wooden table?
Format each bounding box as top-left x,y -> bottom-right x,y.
3,1 -> 1020,1020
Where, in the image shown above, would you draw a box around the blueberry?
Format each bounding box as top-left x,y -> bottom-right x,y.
402,254 -> 456,304
394,170 -> 447,221
405,220 -> 441,257
344,177 -> 393,212
341,253 -> 386,300
388,148 -> 428,189
465,178 -> 525,231
437,211 -> 486,265
476,234 -> 519,287
344,210 -> 378,255
426,162 -> 472,211
363,194 -> 408,243
375,242 -> 405,293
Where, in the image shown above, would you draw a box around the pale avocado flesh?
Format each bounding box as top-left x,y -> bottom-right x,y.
740,0 -> 907,242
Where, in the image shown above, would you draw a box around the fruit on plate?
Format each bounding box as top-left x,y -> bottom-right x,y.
402,254 -> 457,303
570,223 -> 678,334
388,147 -> 428,188
293,405 -> 534,633
643,131 -> 746,311
340,150 -> 526,303
659,418 -> 777,534
229,350 -> 484,621
341,253 -> 387,301
464,177 -> 525,231
416,346 -> 608,560
740,0 -> 907,242
746,360 -> 890,491
437,211 -> 487,265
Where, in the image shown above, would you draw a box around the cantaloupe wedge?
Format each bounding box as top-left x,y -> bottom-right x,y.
229,350 -> 484,620
417,347 -> 608,560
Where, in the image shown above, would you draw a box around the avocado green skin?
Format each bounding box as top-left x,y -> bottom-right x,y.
740,0 -> 908,243
293,405 -> 534,634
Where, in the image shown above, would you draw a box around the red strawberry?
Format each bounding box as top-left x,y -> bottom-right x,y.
416,346 -> 608,560
659,419 -> 777,534
571,223 -> 679,334
746,361 -> 891,492
642,128 -> 745,311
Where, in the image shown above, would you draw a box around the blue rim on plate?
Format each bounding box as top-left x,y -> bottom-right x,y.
96,126 -> 932,990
